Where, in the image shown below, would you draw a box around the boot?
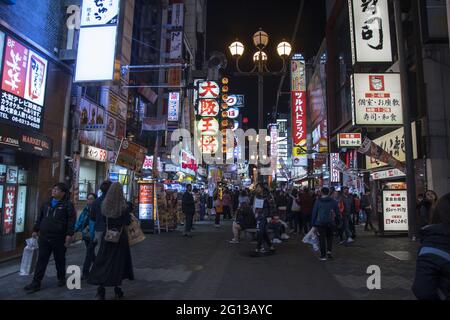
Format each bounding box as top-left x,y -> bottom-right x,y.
96,286 -> 105,300
24,280 -> 41,293
114,286 -> 124,299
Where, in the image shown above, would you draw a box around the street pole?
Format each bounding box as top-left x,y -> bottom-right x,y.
394,0 -> 417,240
257,59 -> 264,183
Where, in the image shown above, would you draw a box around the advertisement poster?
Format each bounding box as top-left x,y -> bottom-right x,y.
1,35 -> 48,131
106,114 -> 117,136
383,190 -> 408,232
139,183 -> 154,220
6,166 -> 18,184
79,98 -> 106,130
351,73 -> 403,126
0,164 -> 7,183
15,185 -> 26,233
3,186 -> 16,235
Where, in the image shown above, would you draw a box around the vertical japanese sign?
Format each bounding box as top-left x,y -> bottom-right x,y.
169,31 -> 183,60
351,73 -> 403,126
277,119 -> 288,181
197,81 -> 220,154
270,124 -> 278,179
15,185 -> 26,233
291,54 -> 307,167
349,0 -> 392,64
139,182 -> 154,220
1,35 -> 48,131
75,0 -> 120,82
383,190 -> 408,232
168,92 -> 180,122
3,186 -> 16,235
171,3 -> 184,27
330,153 -> 341,183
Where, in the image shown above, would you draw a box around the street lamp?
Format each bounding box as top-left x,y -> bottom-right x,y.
228,28 -> 292,130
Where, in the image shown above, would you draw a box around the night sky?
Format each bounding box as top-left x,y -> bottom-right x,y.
206,0 -> 327,130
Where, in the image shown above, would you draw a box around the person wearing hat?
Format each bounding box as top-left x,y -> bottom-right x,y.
24,183 -> 76,293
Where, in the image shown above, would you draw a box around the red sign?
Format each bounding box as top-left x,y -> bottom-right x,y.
199,99 -> 219,117
292,91 -> 307,146
139,183 -> 154,220
3,186 -> 16,235
1,36 -> 28,98
198,81 -> 220,99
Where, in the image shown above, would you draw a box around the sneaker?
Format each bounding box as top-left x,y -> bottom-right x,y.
24,281 -> 41,293
319,256 -> 327,261
272,238 -> 282,244
338,240 -> 346,245
280,234 -> 290,240
269,246 -> 276,252
229,239 -> 239,244
346,238 -> 355,244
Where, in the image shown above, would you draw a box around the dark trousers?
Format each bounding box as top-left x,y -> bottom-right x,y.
215,212 -> 221,225
184,213 -> 194,234
34,237 -> 67,282
302,213 -> 311,234
317,225 -> 333,258
223,206 -> 232,220
82,239 -> 96,276
365,210 -> 375,231
293,212 -> 304,234
269,223 -> 282,239
256,218 -> 272,250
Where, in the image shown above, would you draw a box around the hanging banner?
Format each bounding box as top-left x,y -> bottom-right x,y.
116,139 -> 147,171
371,168 -> 405,180
358,136 -> 406,173
291,54 -> 307,167
365,122 -> 417,170
383,190 -> 408,232
168,92 -> 180,122
349,0 -> 393,65
169,31 -> 183,60
142,118 -> 167,131
351,73 -> 403,126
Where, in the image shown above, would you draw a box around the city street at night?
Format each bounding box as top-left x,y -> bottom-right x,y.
0,0 -> 449,306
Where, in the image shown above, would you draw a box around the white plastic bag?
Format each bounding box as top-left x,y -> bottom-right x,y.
19,237 -> 39,276
303,227 -> 320,252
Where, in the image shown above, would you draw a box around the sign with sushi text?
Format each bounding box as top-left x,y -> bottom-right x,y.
0,35 -> 48,131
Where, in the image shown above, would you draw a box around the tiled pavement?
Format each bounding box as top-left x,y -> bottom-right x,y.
0,220 -> 419,300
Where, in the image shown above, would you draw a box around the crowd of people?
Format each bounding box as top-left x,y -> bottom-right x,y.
20,178 -> 450,300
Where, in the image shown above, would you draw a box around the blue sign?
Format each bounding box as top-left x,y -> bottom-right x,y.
109,172 -> 119,182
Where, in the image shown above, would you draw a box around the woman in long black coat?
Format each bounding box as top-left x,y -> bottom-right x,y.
88,182 -> 134,299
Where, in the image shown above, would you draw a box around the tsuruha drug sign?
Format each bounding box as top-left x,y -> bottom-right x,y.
351,73 -> 403,126
349,0 -> 393,64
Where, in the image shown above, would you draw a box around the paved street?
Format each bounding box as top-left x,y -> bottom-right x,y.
0,220 -> 419,300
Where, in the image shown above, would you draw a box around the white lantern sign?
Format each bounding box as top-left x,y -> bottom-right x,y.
197,117 -> 219,136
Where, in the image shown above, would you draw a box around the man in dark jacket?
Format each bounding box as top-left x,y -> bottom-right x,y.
412,193 -> 450,300
182,184 -> 195,237
24,183 -> 76,293
312,187 -> 340,261
299,188 -> 314,234
340,187 -> 356,244
253,184 -> 275,253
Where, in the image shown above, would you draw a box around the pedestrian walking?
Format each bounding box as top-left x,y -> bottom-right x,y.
91,180 -> 113,255
87,183 -> 134,300
339,187 -> 356,244
353,193 -> 361,225
214,189 -> 223,228
24,183 -> 76,293
311,187 -> 341,261
253,183 -> 275,254
412,193 -> 450,300
199,189 -> 207,221
299,188 -> 314,234
74,192 -> 97,280
182,184 -> 195,237
222,189 -> 233,220
290,189 -> 302,234
361,190 -> 376,232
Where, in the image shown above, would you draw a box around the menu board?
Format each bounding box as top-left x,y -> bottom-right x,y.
139,183 -> 154,220
383,190 -> 408,232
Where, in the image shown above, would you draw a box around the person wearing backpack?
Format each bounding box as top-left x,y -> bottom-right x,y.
311,187 -> 341,261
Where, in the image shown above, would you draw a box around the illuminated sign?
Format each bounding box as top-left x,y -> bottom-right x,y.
349,0 -> 393,65
1,35 -> 48,131
198,99 -> 219,117
197,117 -> 219,136
168,92 -> 180,122
198,81 -> 220,99
383,190 -> 408,232
338,133 -> 362,148
291,54 -> 307,167
74,0 -> 120,82
351,73 -> 403,126
227,107 -> 239,119
330,153 -> 341,183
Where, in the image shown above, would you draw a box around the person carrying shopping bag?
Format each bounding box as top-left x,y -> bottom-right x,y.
87,183 -> 134,300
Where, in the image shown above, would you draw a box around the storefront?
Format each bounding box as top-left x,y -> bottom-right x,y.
78,144 -> 107,202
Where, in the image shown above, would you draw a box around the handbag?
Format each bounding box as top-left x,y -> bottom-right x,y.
104,217 -> 123,243
126,214 -> 146,246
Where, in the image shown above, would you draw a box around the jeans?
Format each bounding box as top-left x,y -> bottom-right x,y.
256,217 -> 272,250
82,238 -> 96,276
33,237 -> 67,282
184,213 -> 194,234
317,225 -> 334,258
364,210 -> 376,231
